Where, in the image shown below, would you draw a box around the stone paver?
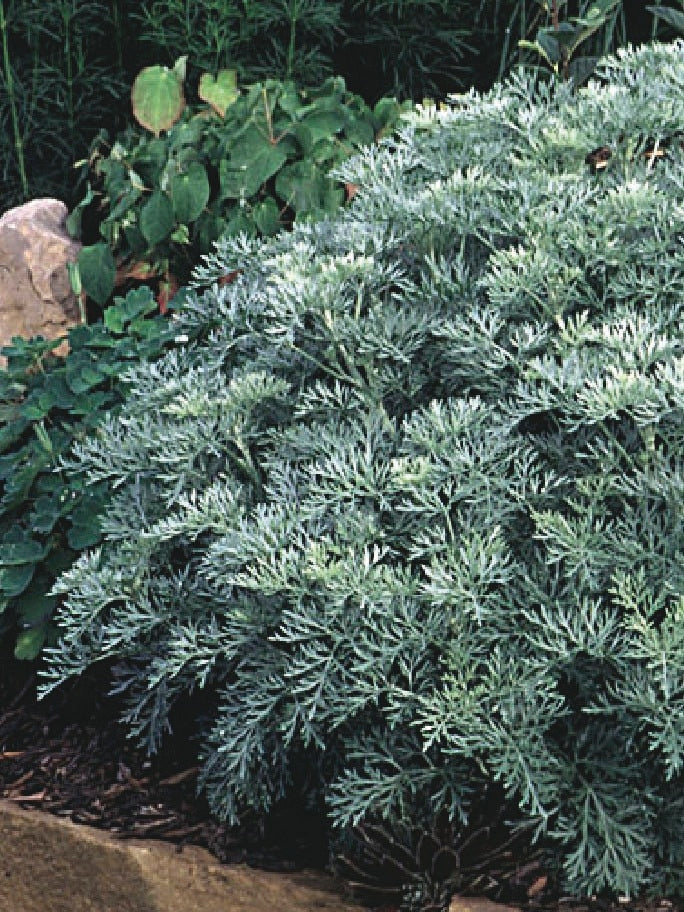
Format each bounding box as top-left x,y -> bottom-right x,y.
0,800 -> 365,912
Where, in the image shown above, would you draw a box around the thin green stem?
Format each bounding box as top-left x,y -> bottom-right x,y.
287,0 -> 298,79
0,0 -> 29,199
112,0 -> 124,70
62,2 -> 75,146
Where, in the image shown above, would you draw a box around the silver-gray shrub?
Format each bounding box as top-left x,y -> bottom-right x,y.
41,41 -> 684,896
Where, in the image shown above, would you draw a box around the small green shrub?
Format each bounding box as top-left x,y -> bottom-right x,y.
42,41 -> 684,897
0,287 -> 195,659
70,64 -> 405,308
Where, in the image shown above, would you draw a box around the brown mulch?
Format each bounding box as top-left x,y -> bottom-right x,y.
0,647 -> 680,912
0,648 -> 327,871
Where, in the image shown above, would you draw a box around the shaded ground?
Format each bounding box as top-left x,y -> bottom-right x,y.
0,648 -> 328,870
0,647 -> 680,912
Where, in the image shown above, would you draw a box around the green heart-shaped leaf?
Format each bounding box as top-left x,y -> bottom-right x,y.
199,69 -> 239,117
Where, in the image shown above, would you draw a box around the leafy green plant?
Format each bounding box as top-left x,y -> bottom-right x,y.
40,39 -> 684,899
70,62 -> 405,309
516,0 -> 623,83
0,287 -> 194,659
648,1 -> 684,35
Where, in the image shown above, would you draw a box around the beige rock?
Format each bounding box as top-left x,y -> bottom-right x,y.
0,800 -> 365,912
449,898 -> 520,912
0,198 -> 82,366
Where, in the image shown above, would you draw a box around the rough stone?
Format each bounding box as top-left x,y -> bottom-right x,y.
449,897 -> 521,912
0,800 -> 365,912
0,198 -> 82,365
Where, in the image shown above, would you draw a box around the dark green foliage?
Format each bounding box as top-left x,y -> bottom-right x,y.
516,0 -> 623,84
0,0 -> 667,214
333,792 -> 534,910
41,41 -> 684,897
0,287 -> 192,659
0,0 -> 128,211
134,0 -> 343,88
648,1 -> 684,35
71,73 -> 405,305
335,0 -> 481,101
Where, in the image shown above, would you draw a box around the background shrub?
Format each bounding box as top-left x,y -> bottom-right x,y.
0,0 -> 664,212
40,40 -> 684,898
70,66 -> 406,308
0,288 -> 194,659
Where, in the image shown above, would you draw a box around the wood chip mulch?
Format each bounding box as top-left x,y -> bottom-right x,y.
0,649 -> 327,871
0,648 -> 680,912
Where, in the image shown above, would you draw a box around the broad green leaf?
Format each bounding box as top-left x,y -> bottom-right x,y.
277,81 -> 301,115
16,581 -> 57,625
344,117 -> 375,148
78,243 -> 116,306
67,497 -> 104,549
293,123 -> 313,156
105,286 -> 157,334
19,391 -> 52,421
254,197 -> 281,236
171,162 -> 210,223
67,518 -> 102,550
196,211 -> 225,252
519,38 -> 558,67
109,186 -> 142,221
298,109 -> 347,144
1,540 -> 47,565
67,523 -> 102,551
568,56 -> 600,85
29,495 -> 64,533
0,563 -> 35,597
132,65 -> 186,136
275,161 -> 340,213
0,420 -> 28,455
537,31 -> 562,64
46,374 -> 76,410
65,351 -> 105,393
373,97 -> 403,129
220,124 -> 288,199
123,225 -> 147,256
14,625 -> 47,660
141,191 -> 175,246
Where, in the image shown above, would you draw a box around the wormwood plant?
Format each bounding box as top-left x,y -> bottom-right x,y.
41,41 -> 684,899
